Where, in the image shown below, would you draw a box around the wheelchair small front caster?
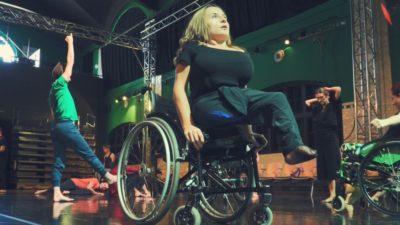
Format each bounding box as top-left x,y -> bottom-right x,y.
247,204 -> 273,225
332,196 -> 346,212
173,205 -> 201,225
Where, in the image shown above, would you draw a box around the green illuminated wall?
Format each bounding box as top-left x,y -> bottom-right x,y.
235,0 -> 353,101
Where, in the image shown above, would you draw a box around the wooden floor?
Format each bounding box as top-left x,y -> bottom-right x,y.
0,185 -> 399,225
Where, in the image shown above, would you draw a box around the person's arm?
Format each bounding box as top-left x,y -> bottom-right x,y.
305,98 -> 318,107
371,114 -> 400,128
110,153 -> 116,163
172,64 -> 204,150
324,86 -> 341,100
62,34 -> 74,82
86,182 -> 103,196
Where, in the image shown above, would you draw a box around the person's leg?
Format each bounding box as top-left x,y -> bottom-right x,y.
321,179 -> 336,203
244,89 -> 316,164
58,122 -> 116,184
51,125 -> 73,202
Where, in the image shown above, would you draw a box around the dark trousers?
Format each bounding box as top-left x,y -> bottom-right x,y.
60,179 -> 92,195
0,156 -> 7,189
51,121 -> 106,187
192,89 -> 303,154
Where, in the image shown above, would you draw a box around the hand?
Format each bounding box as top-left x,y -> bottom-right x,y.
183,125 -> 204,150
65,33 -> 73,44
371,118 -> 384,128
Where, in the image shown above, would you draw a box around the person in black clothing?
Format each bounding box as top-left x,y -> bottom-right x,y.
172,4 -> 316,164
0,127 -> 7,193
102,144 -> 116,171
305,86 -> 342,203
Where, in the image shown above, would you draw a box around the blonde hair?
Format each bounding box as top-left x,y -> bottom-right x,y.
173,4 -> 237,65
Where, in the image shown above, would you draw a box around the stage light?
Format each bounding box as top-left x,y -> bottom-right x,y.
284,38 -> 291,45
114,99 -> 119,104
122,96 -> 128,101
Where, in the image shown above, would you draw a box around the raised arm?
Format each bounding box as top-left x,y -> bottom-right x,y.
305,98 -> 319,107
324,86 -> 341,100
172,64 -> 204,150
62,34 -> 74,82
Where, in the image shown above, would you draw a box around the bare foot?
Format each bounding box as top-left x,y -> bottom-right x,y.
105,173 -> 117,185
142,185 -> 152,198
34,189 -> 48,195
321,196 -> 335,203
53,193 -> 74,202
62,190 -> 70,195
134,188 -> 146,197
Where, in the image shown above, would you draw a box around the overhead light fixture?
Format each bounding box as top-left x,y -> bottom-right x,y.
284,38 -> 291,46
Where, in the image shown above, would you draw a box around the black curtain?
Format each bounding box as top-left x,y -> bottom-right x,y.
102,0 -> 328,91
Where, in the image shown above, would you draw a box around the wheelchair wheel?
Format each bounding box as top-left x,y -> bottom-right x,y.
173,205 -> 201,225
199,157 -> 254,222
332,196 -> 346,212
358,141 -> 400,216
247,204 -> 273,225
118,118 -> 181,224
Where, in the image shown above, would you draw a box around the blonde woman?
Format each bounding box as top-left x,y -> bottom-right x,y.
172,5 -> 316,164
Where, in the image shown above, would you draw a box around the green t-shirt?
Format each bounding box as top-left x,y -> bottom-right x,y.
49,76 -> 78,122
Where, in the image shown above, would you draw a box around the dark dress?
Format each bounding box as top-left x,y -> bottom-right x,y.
311,99 -> 341,180
104,153 -> 115,170
176,41 -> 304,153
0,137 -> 7,189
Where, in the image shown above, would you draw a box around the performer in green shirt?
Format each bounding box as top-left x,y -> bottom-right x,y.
49,34 -> 116,202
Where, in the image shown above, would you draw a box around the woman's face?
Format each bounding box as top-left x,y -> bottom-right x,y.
315,93 -> 329,106
103,147 -> 110,154
204,7 -> 229,42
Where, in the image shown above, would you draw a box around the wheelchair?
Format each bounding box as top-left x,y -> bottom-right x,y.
117,91 -> 273,225
332,140 -> 400,216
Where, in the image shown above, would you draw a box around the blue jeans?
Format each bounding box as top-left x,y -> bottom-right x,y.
51,121 -> 106,187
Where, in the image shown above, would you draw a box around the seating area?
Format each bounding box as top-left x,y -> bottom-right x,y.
257,153 -> 317,197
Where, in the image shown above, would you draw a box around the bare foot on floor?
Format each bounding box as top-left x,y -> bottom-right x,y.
105,173 -> 117,185
321,196 -> 335,203
34,189 -> 48,195
53,193 -> 74,202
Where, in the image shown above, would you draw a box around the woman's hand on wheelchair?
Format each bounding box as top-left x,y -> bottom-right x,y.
183,125 -> 205,150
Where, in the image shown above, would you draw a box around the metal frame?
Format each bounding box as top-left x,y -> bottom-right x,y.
0,3 -> 141,49
350,0 -> 380,143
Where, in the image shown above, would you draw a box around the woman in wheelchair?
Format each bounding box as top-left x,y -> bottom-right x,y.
172,4 -> 316,165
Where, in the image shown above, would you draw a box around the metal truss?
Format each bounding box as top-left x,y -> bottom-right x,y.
0,3 -> 142,49
350,0 -> 380,143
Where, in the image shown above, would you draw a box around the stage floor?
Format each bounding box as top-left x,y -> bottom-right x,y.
0,187 -> 399,225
